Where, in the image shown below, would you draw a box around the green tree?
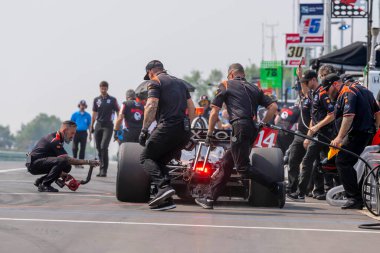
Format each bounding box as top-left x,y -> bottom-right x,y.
0,125 -> 14,149
184,69 -> 223,102
245,63 -> 260,82
15,113 -> 62,151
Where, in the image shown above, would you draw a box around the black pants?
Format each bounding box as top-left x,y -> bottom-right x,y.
209,119 -> 277,201
94,122 -> 113,174
72,131 -> 88,159
121,128 -> 141,143
287,135 -> 306,193
298,134 -> 329,195
336,131 -> 372,201
28,157 -> 72,186
140,122 -> 190,188
277,132 -> 295,155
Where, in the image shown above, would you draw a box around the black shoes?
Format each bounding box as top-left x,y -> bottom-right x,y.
150,197 -> 176,211
34,176 -> 45,188
38,184 -> 59,192
148,185 -> 176,207
195,197 -> 214,209
341,199 -> 363,210
96,170 -> 107,177
315,193 -> 326,200
274,182 -> 286,208
286,193 -> 305,202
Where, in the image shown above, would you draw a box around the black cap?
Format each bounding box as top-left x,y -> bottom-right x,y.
126,89 -> 136,99
78,99 -> 87,107
144,60 -> 164,80
321,73 -> 340,91
300,70 -> 318,83
340,73 -> 354,83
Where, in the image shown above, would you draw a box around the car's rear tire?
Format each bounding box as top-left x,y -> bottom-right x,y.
116,143 -> 150,202
248,148 -> 284,207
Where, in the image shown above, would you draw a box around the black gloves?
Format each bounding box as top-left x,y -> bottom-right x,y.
139,129 -> 150,146
205,134 -> 215,147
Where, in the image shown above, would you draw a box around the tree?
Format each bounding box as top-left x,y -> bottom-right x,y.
245,63 -> 260,82
183,69 -> 223,102
15,113 -> 62,151
0,125 -> 14,149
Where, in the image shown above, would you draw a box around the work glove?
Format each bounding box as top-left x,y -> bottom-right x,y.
139,129 -> 150,147
205,134 -> 215,147
113,130 -> 123,142
88,160 -> 101,167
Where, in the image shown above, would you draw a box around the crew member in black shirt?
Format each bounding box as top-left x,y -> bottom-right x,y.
287,70 -> 335,201
194,63 -> 285,210
323,74 -> 380,209
90,81 -> 119,177
286,78 -> 312,195
26,121 -> 100,192
114,89 -> 144,143
139,60 -> 196,211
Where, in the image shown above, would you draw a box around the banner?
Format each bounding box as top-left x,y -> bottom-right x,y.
260,61 -> 283,89
299,3 -> 324,45
331,0 -> 368,18
285,33 -> 306,67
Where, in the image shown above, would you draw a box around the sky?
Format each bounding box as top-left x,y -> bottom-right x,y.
0,0 -> 377,134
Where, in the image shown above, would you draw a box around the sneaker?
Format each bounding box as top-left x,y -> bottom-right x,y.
286,192 -> 305,202
315,193 -> 326,200
195,197 -> 214,209
341,199 -> 363,210
34,176 -> 45,187
275,182 -> 286,208
38,184 -> 59,192
148,185 -> 176,207
150,198 -> 176,211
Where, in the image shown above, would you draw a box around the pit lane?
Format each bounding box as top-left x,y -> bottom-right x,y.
0,161 -> 379,253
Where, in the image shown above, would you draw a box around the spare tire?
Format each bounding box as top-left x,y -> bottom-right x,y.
248,147 -> 284,207
116,143 -> 150,202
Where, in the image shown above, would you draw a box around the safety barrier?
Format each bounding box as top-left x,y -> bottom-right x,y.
0,150 -> 26,161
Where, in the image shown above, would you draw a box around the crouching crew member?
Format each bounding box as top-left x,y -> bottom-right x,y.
114,89 -> 144,143
139,60 -> 196,211
194,63 -> 285,210
323,74 -> 380,209
26,121 -> 100,192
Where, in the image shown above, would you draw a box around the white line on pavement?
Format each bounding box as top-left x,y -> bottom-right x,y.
0,168 -> 26,173
0,217 -> 379,234
0,193 -> 115,198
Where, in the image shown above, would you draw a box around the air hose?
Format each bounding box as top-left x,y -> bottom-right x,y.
260,122 -> 380,229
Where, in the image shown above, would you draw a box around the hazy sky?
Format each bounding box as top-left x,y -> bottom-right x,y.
0,0 -> 374,133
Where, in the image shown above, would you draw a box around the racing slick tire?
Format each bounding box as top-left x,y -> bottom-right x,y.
248,147 -> 284,207
116,143 -> 150,202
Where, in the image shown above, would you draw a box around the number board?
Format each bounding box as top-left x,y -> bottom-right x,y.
285,33 -> 306,67
253,127 -> 278,148
260,61 -> 283,89
299,4 -> 324,45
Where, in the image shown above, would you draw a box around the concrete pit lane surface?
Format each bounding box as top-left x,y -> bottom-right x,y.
0,161 -> 379,253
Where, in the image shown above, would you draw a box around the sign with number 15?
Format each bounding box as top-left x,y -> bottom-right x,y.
299,4 -> 324,45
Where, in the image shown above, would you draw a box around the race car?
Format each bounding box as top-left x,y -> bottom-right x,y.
116,124 -> 285,207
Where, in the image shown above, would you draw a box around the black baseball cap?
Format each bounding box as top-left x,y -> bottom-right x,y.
78,99 -> 87,106
321,73 -> 340,91
144,60 -> 164,80
300,70 -> 318,83
340,73 -> 354,83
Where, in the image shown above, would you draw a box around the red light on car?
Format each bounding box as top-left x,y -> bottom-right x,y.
194,162 -> 212,175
